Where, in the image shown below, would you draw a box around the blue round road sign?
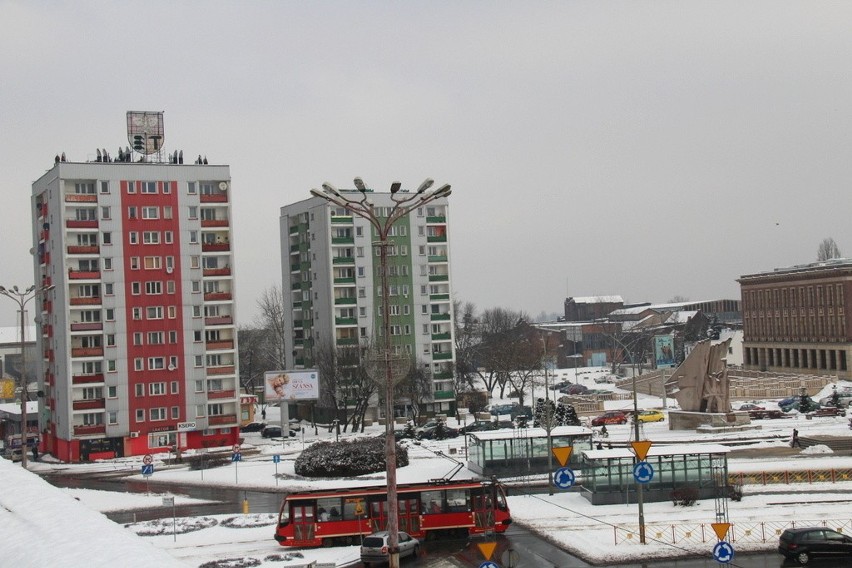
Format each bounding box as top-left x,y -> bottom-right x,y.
633,461 -> 654,483
479,562 -> 500,568
712,540 -> 734,563
553,467 -> 576,489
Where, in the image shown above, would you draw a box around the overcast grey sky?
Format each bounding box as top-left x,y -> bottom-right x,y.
3,1 -> 852,327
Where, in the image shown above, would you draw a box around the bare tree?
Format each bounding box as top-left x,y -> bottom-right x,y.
817,237 -> 842,261
395,358 -> 432,425
312,340 -> 377,433
453,300 -> 480,401
475,308 -> 532,399
254,285 -> 288,369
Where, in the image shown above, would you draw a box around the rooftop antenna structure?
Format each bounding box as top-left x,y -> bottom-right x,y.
126,111 -> 165,162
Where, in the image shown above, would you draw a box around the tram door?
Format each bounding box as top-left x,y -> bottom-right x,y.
472,492 -> 494,529
397,497 -> 421,534
292,503 -> 316,541
368,498 -> 388,532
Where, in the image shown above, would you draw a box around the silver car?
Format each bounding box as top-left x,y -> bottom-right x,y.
360,531 -> 420,566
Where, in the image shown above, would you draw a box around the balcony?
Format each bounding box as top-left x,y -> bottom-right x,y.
71,347 -> 104,357
430,313 -> 451,321
67,246 -> 100,255
426,216 -> 446,223
201,242 -> 231,252
331,236 -> 355,245
203,267 -> 232,277
334,277 -> 356,285
335,317 -> 357,326
207,389 -> 236,400
428,255 -> 448,263
204,292 -> 233,301
428,274 -> 449,282
68,270 -> 101,280
207,365 -> 236,376
431,332 -> 451,341
429,293 -> 450,301
332,257 -> 355,265
66,219 -> 99,229
433,371 -> 454,380
73,399 -> 105,411
72,373 -> 104,385
330,215 -> 353,224
70,322 -> 103,332
208,414 -> 238,426
70,297 -> 102,306
334,297 -> 357,305
432,352 -> 453,360
336,337 -> 359,346
200,193 -> 228,203
200,219 -> 229,227
427,235 -> 447,243
205,315 -> 233,326
73,424 -> 106,436
65,194 -> 97,203
206,339 -> 235,350
433,391 -> 455,400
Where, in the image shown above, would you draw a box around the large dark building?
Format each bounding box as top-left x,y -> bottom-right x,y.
739,259 -> 852,378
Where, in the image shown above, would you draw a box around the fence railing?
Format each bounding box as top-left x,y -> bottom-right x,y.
614,518 -> 852,545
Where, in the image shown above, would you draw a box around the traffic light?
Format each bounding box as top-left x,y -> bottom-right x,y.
132,135 -> 145,152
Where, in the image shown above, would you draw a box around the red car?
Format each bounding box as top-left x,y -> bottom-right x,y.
591,411 -> 627,426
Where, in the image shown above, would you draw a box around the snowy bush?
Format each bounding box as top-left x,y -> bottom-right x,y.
294,436 -> 409,477
669,486 -> 699,506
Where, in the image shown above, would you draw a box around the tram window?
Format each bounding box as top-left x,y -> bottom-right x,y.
317,498 -> 340,521
446,489 -> 469,512
343,498 -> 366,520
422,490 -> 442,514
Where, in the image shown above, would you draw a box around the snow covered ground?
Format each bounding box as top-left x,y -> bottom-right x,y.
5,368 -> 852,567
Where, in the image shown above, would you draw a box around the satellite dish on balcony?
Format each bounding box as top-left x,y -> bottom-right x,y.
168,364 -> 176,371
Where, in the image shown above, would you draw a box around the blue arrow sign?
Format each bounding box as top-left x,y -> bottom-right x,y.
479,562 -> 500,568
231,452 -> 242,462
712,540 -> 734,563
553,467 -> 576,489
633,461 -> 654,483
141,464 -> 153,476
272,454 -> 281,464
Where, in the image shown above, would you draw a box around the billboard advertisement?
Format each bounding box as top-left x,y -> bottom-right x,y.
264,369 -> 319,401
654,335 -> 676,368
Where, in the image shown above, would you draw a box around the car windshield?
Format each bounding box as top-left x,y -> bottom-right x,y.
362,537 -> 385,547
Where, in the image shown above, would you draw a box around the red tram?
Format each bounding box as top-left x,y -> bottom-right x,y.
274,478 -> 511,547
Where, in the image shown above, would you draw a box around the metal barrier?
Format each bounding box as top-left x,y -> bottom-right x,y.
614,519 -> 852,545
727,467 -> 852,486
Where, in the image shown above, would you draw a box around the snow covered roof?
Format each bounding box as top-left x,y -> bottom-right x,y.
0,401 -> 38,417
0,326 -> 37,346
469,426 -> 593,441
569,296 -> 623,304
582,443 -> 730,460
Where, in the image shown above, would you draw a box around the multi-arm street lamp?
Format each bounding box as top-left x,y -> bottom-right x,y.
310,178 -> 451,568
0,284 -> 53,468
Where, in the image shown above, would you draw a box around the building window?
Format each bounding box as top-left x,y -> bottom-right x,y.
133,332 -> 142,345
168,305 -> 176,319
146,281 -> 162,295
188,182 -> 197,194
149,382 -> 166,395
135,383 -> 144,397
190,256 -> 200,269
107,411 -> 118,425
100,181 -> 110,194
107,386 -> 118,398
106,308 -> 115,321
103,257 -> 112,270
134,358 -> 144,371
195,380 -> 204,392
171,381 -> 179,394
169,331 -> 177,344
105,334 -> 115,346
167,281 -> 175,294
189,231 -> 198,244
188,206 -> 198,219
135,409 -> 144,422
194,355 -> 204,367
143,231 -> 160,244
142,206 -> 159,220
130,256 -> 140,270
141,181 -> 157,194
129,232 -> 138,245
128,206 -> 137,219
148,331 -> 163,344
150,408 -> 166,421
131,282 -> 141,295
144,256 -> 161,269
132,307 -> 142,320
107,360 -> 116,372
147,306 -> 164,320
127,181 -> 136,194
164,231 -> 173,244
171,406 -> 180,419
163,206 -> 173,219
101,206 -> 111,220
148,357 -> 165,370
195,404 -> 205,417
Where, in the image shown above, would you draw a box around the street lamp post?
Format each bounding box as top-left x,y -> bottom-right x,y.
310,178 -> 451,568
0,284 -> 52,468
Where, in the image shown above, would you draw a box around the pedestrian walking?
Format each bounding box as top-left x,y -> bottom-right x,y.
791,428 -> 800,447
31,445 -> 38,461
261,408 -> 267,420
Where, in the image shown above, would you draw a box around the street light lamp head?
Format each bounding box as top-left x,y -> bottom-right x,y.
390,181 -> 402,194
416,178 -> 434,194
310,188 -> 325,199
12,286 -> 19,292
353,177 -> 367,192
434,184 -> 451,198
321,182 -> 341,197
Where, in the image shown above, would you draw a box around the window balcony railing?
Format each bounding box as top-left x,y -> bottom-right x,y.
431,332 -> 451,341
207,389 -> 236,400
430,313 -> 451,321
205,315 -> 233,326
433,371 -> 454,380
71,347 -> 104,357
330,216 -> 353,224
68,270 -> 101,280
73,399 -> 105,411
336,337 -> 359,346
207,365 -> 236,376
208,414 -> 238,426
65,219 -> 99,229
331,236 -> 355,245
73,424 -> 106,436
429,293 -> 450,301
70,322 -> 103,332
206,339 -> 235,350
200,219 -> 229,227
428,274 -> 449,282
65,194 -> 97,203
433,390 -> 455,400
204,292 -> 233,301
335,317 -> 358,326
332,257 -> 355,264
203,267 -> 232,277
67,246 -> 100,256
426,215 -> 446,223
200,193 -> 228,203
201,242 -> 230,252
432,352 -> 453,360
427,235 -> 447,243
428,255 -> 448,263
333,277 -> 356,285
70,297 -> 102,306
71,373 -> 104,385
334,297 -> 357,305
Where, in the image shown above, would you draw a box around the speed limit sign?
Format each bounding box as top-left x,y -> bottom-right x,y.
142,454 -> 153,465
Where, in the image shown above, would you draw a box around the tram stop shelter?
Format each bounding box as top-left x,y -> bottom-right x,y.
579,443 -> 730,505
466,426 -> 594,478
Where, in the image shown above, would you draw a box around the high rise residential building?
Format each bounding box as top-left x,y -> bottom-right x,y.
739,259 -> 852,378
279,190 -> 455,418
31,158 -> 240,462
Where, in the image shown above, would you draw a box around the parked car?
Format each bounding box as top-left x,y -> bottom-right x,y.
489,403 -> 518,416
781,397 -> 820,413
636,410 -> 665,423
240,422 -> 266,433
559,384 -> 589,396
594,374 -> 619,384
591,411 -> 628,427
736,403 -> 765,411
459,420 -> 498,434
261,425 -> 296,438
778,526 -> 852,564
511,405 -> 533,420
415,420 -> 459,440
360,530 -> 420,566
819,394 -> 852,408
549,380 -> 572,391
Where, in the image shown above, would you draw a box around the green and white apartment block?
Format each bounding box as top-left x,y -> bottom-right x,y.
279,189 -> 455,417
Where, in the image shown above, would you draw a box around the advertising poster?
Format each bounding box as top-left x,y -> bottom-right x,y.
264,369 -> 319,401
654,335 -> 676,368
